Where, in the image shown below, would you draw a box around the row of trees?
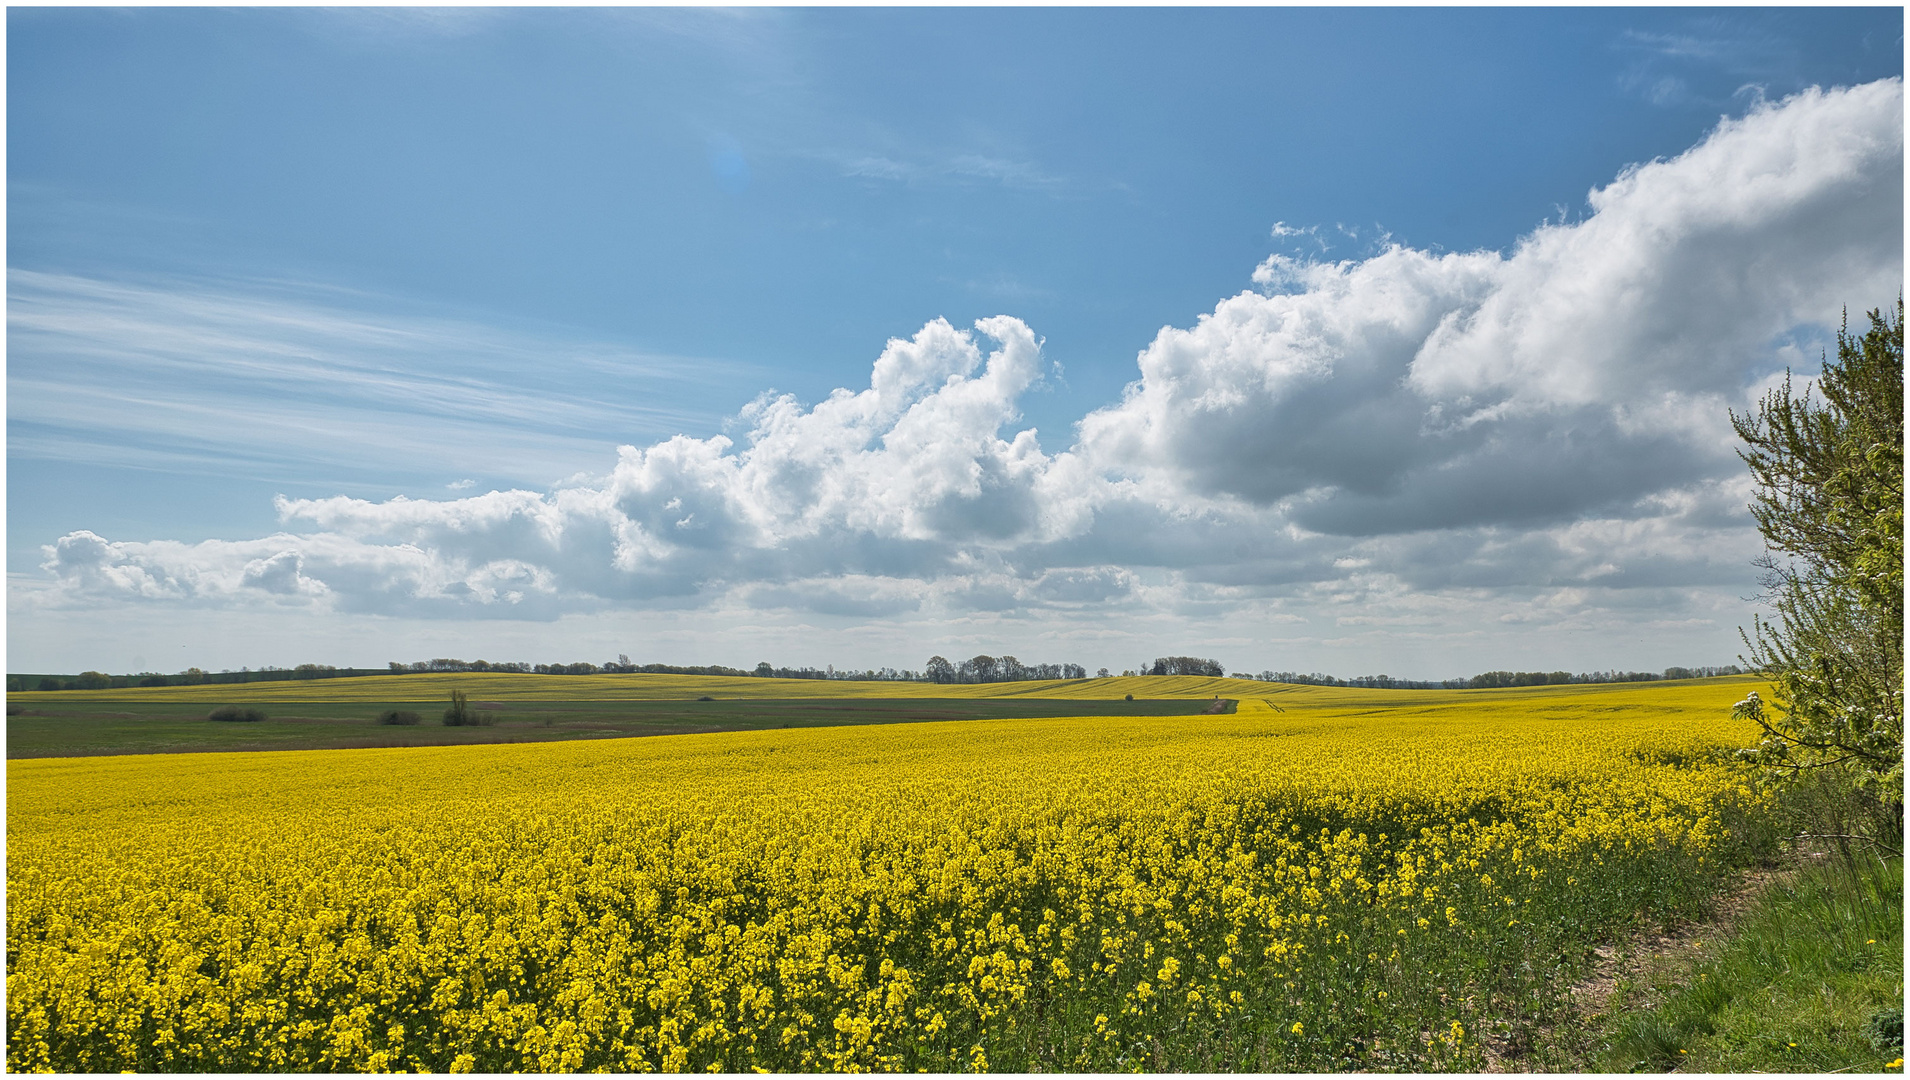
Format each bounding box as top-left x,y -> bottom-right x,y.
922,656 -> 1089,684
1145,656 -> 1226,677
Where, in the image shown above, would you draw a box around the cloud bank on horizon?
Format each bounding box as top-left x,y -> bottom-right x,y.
34,82 -> 1906,650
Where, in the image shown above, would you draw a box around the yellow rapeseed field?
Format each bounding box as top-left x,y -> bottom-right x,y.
8,678 -> 1772,1071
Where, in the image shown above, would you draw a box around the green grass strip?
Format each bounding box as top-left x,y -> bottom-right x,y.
1600,854 -> 1903,1073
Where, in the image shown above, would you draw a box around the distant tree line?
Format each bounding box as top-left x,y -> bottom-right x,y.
10,656 -> 943,689
1464,666 -> 1745,688
7,664 -> 392,692
385,657 -> 929,680
392,658 -> 534,673
1248,672 -> 1451,689
9,657 -> 1744,693
753,663 -> 925,681
1247,665 -> 1744,690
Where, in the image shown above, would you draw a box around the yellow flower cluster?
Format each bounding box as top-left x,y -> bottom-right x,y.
7,680 -> 1770,1071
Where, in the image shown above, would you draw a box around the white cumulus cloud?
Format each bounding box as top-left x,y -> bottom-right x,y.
1079,79 -> 1901,538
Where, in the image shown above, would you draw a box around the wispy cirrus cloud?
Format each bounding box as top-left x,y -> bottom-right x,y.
7,271 -> 763,486
836,150 -> 1065,191
1614,16 -> 1817,107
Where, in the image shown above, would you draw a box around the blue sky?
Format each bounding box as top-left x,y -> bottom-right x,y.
7,7 -> 1904,677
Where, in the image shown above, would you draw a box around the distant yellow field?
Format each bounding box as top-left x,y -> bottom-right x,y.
8,677 -> 1771,1071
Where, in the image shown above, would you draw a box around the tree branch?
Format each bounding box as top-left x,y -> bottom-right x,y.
1788,832 -> 1903,857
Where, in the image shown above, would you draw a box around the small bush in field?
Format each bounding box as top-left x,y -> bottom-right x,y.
377,710 -> 422,726
443,690 -> 491,726
207,705 -> 266,723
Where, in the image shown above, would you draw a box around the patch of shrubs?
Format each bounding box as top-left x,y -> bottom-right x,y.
207,705 -> 266,723
6,702 -> 21,716
377,709 -> 422,726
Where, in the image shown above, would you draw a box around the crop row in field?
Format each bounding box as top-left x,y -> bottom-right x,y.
7,679 -> 1771,1071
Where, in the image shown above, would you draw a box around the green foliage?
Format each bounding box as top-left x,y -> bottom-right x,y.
206,706 -> 266,723
1732,299 -> 1904,848
376,710 -> 422,726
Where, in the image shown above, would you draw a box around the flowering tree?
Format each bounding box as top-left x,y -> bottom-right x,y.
1732,299 -> 1902,853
